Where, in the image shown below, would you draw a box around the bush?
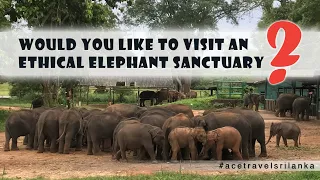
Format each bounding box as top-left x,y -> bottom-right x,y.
0,110 -> 10,132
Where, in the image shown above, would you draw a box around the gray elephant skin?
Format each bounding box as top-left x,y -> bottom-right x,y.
57,109 -> 83,154
86,112 -> 125,155
243,94 -> 265,111
4,109 -> 42,151
162,113 -> 205,162
162,104 -> 194,118
139,90 -> 156,107
266,122 -> 301,147
292,96 -> 311,121
114,123 -> 165,163
275,93 -> 299,117
203,107 -> 267,157
36,108 -> 64,153
194,111 -> 252,160
106,104 -> 146,118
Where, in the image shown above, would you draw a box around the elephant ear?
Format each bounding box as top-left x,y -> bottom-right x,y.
149,127 -> 161,139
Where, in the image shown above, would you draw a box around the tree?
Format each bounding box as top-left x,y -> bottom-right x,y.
257,0 -> 320,29
0,0 -> 11,29
123,0 -> 262,94
6,0 -> 125,107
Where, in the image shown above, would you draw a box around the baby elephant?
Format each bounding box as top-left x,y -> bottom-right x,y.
168,127 -> 207,162
200,126 -> 243,161
266,122 -> 301,147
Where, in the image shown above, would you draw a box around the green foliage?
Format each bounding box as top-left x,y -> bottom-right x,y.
258,0 -> 320,29
123,0 -> 261,30
0,0 -> 11,29
9,81 -> 42,100
13,0 -> 117,28
0,110 -> 10,132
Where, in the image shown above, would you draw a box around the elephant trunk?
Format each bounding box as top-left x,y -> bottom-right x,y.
265,134 -> 273,145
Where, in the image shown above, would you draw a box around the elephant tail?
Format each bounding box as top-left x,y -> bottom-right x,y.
163,127 -> 172,161
299,131 -> 301,145
56,124 -> 67,143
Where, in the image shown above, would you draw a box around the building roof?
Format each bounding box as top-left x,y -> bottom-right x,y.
79,77 -> 176,88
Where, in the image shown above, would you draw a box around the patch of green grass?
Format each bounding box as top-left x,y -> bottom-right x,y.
2,172 -> 320,180
0,110 -> 10,132
0,83 -> 11,96
0,99 -> 30,108
162,96 -> 227,110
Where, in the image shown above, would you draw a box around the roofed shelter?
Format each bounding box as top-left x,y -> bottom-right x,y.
249,76 -> 320,119
78,77 -> 176,105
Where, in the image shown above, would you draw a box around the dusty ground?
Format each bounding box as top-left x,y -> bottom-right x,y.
1,109 -> 320,179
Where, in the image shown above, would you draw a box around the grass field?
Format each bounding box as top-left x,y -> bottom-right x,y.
1,172 -> 320,180
0,83 -> 10,96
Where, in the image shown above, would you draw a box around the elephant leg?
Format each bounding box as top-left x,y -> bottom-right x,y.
189,142 -> 198,161
255,103 -> 259,111
249,138 -> 256,157
282,137 -> 288,147
156,145 -> 162,160
232,148 -> 243,160
257,136 -> 267,157
92,138 -> 101,155
58,134 -> 66,154
119,145 -> 128,162
276,134 -> 281,147
11,137 -> 19,151
151,99 -> 154,106
37,133 -> 46,153
75,134 -> 82,151
26,132 -> 35,150
115,150 -> 122,161
23,136 -> 28,145
4,131 -> 11,151
63,132 -> 73,154
216,144 -> 223,161
170,141 -> 180,162
295,111 -> 300,121
241,140 -> 249,160
87,133 -> 93,155
294,138 -> 299,147
49,136 -> 58,153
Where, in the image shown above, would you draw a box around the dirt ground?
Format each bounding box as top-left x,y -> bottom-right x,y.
1,109 -> 320,179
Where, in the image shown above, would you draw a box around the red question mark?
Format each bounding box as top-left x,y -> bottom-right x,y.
267,20 -> 302,85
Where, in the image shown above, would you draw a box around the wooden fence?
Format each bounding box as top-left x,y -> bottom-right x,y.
265,99 -> 276,112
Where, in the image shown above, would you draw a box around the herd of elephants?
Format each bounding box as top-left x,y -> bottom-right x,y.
3,92 -> 308,163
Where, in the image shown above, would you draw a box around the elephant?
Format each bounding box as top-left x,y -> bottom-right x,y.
105,104 -> 146,118
140,111 -> 176,128
139,90 -> 156,107
186,91 -> 197,98
82,109 -> 103,119
23,107 -> 51,145
57,109 -> 83,154
138,107 -> 176,118
266,122 -> 301,147
114,123 -> 165,163
112,119 -> 141,158
86,112 -> 125,155
162,113 -> 206,161
168,127 -> 207,162
162,104 -> 194,118
4,109 -> 41,151
36,109 -> 64,153
193,111 -> 251,160
243,93 -> 265,111
30,96 -> 44,109
203,107 -> 267,157
292,96 -> 312,121
155,89 -> 169,105
200,126 -> 243,161
275,93 -> 300,117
